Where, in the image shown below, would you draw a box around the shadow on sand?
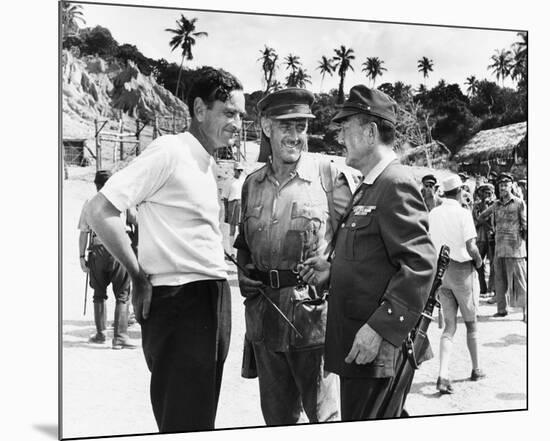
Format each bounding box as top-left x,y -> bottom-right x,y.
62,319 -> 141,349
409,376 -> 478,398
483,333 -> 526,348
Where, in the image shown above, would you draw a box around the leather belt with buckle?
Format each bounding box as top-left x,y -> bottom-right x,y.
251,269 -> 302,289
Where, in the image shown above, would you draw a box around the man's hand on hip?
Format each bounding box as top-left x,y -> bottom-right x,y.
345,323 -> 383,365
131,269 -> 152,324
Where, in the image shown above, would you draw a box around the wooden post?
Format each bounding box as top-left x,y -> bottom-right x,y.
243,124 -> 247,161
94,119 -> 101,170
119,116 -> 124,161
135,120 -> 141,156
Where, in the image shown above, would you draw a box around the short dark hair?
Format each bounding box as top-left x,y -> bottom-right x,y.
357,113 -> 396,145
186,67 -> 243,118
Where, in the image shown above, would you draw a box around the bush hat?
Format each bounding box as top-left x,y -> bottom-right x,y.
441,175 -> 462,193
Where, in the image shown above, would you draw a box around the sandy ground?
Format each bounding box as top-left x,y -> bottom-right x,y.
61,167 -> 526,440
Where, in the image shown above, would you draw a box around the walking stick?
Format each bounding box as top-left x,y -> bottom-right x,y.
224,251 -> 303,338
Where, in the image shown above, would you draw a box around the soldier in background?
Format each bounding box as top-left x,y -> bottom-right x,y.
472,183 -> 496,297
420,173 -> 442,211
78,170 -> 137,349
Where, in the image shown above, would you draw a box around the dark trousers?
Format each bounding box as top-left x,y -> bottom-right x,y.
88,245 -> 130,303
340,376 -> 394,421
476,240 -> 495,294
140,280 -> 231,433
252,343 -> 339,425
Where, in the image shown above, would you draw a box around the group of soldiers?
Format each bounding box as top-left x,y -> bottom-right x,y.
74,66 -> 526,434
420,169 -> 527,318
419,169 -> 526,394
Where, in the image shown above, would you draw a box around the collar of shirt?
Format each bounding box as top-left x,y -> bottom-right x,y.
257,153 -> 317,184
182,132 -> 213,166
496,195 -> 518,207
362,150 -> 397,185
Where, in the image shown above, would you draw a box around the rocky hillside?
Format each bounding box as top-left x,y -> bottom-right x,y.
62,50 -> 188,139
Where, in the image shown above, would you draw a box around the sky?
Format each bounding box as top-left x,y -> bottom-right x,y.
76,1 -> 522,95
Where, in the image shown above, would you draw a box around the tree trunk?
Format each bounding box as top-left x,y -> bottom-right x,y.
338,74 -> 345,104
174,54 -> 185,102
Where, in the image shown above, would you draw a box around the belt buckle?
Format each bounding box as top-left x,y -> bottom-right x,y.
269,270 -> 280,289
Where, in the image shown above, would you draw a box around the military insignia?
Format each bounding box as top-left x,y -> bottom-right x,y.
353,205 -> 376,216
352,185 -> 367,205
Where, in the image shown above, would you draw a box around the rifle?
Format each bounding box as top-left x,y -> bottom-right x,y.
378,245 -> 450,418
83,230 -> 91,316
83,271 -> 89,316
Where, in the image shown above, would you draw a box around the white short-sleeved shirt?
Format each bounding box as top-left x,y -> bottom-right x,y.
429,198 -> 477,262
101,132 -> 228,286
222,175 -> 245,201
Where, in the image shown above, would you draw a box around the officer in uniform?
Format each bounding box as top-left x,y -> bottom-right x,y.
300,85 -> 436,419
235,88 -> 356,425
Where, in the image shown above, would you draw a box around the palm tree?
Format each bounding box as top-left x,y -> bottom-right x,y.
417,57 -> 434,87
465,75 -> 478,97
258,46 -> 278,94
511,32 -> 527,86
487,49 -> 513,87
361,57 -> 387,88
284,54 -> 301,74
293,68 -> 312,88
284,54 -> 302,87
514,32 -> 527,61
165,14 -> 208,101
416,83 -> 428,96
393,81 -> 412,103
61,2 -> 86,38
316,56 -> 335,93
333,45 -> 355,104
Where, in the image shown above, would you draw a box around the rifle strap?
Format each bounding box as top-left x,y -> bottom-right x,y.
404,336 -> 420,370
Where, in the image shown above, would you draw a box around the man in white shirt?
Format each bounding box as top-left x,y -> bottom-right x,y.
86,67 -> 245,433
429,174 -> 486,395
222,162 -> 245,258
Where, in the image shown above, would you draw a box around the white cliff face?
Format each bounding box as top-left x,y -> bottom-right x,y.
62,50 -> 188,139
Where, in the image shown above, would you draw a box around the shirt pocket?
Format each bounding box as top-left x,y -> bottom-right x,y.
343,214 -> 375,260
244,204 -> 265,247
290,202 -> 324,256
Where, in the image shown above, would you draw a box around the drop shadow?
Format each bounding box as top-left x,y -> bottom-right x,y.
495,392 -> 526,401
33,424 -> 58,439
483,333 -> 526,348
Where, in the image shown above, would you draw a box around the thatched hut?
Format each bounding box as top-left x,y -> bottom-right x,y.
453,122 -> 527,176
399,140 -> 451,169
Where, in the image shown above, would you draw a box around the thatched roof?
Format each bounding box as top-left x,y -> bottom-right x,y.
400,140 -> 450,162
454,122 -> 527,163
